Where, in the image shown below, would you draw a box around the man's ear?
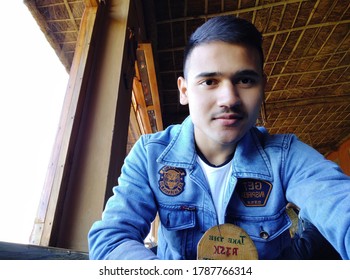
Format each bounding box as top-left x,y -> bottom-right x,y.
263,72 -> 267,91
262,73 -> 267,89
178,76 -> 189,105
260,73 -> 268,125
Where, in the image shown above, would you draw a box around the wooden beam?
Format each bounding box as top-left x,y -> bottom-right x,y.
30,0 -> 140,252
30,4 -> 101,247
140,43 -> 164,132
55,0 -> 135,251
84,0 -> 99,8
133,70 -> 153,134
129,103 -> 142,142
132,43 -> 164,134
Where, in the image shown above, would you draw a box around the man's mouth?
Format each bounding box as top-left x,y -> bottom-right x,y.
213,113 -> 244,126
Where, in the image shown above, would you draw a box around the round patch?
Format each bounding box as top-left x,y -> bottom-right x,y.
158,166 -> 186,196
197,224 -> 258,260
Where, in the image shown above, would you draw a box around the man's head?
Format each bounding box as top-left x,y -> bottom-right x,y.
178,16 -> 266,165
183,16 -> 264,78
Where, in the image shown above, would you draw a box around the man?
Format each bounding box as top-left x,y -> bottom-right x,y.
88,16 -> 350,260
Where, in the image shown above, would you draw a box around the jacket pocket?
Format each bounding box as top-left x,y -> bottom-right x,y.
226,210 -> 292,259
158,203 -> 196,230
229,210 -> 291,241
157,203 -> 197,259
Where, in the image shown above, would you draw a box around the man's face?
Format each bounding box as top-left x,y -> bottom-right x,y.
178,41 -> 265,154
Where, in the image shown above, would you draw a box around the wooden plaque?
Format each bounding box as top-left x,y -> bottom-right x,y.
197,224 -> 258,260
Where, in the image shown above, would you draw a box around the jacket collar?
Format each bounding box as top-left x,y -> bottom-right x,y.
232,127 -> 273,181
158,117 -> 273,181
157,117 -> 197,169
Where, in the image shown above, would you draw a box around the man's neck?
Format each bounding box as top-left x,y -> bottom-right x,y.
195,144 -> 236,167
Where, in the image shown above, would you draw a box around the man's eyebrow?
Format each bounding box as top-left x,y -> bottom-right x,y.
194,71 -> 222,79
194,70 -> 262,79
233,70 -> 261,78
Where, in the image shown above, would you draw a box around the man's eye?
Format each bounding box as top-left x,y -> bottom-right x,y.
235,77 -> 257,87
200,79 -> 217,86
239,78 -> 254,84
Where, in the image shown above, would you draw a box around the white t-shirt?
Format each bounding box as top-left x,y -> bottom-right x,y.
197,156 -> 233,224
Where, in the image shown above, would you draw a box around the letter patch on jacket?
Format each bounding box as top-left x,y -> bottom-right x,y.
158,166 -> 186,196
236,179 -> 272,207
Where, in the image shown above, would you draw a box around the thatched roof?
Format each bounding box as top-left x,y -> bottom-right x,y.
24,0 -> 85,72
25,0 -> 350,155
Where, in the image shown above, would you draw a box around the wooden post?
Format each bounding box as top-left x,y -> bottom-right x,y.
30,0 -> 137,252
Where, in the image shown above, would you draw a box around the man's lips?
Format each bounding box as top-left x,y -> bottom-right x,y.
213,113 -> 244,125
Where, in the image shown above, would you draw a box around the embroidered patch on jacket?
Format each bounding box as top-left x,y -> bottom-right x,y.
158,166 -> 186,196
236,179 -> 272,207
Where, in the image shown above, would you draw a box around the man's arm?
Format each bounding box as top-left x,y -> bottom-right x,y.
282,136 -> 350,259
88,136 -> 158,260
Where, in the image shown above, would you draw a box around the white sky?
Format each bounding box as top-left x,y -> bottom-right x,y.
0,1 -> 68,243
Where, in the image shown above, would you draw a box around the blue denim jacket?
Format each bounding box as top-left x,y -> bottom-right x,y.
88,117 -> 350,260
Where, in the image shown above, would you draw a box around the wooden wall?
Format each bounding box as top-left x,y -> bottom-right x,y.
327,137 -> 350,176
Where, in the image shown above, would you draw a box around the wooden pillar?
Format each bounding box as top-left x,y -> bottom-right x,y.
30,0 -> 139,252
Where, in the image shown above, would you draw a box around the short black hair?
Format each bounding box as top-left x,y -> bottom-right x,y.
183,16 -> 264,77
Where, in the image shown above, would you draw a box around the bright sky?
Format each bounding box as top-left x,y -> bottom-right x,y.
0,1 -> 68,243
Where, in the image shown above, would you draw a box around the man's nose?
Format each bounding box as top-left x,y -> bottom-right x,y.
217,82 -> 241,108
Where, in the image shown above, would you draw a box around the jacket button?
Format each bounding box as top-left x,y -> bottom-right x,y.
259,227 -> 269,239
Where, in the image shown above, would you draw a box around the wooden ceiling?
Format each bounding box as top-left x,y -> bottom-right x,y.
25,0 -> 350,155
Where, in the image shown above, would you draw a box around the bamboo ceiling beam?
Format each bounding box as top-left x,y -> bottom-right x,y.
264,50 -> 348,66
46,18 -> 83,24
63,0 -> 79,31
266,95 -> 350,109
267,65 -> 349,78
265,84 -> 350,98
156,0 -> 310,24
263,20 -> 350,36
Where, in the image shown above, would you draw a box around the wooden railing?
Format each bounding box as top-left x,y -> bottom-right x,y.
0,241 -> 88,260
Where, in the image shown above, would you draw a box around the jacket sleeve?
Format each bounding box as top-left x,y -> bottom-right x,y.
88,136 -> 159,260
283,135 -> 350,260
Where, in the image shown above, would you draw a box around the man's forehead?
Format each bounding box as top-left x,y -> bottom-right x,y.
186,42 -> 263,77
190,41 -> 260,57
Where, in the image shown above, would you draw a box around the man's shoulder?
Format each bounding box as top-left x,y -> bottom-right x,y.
252,126 -> 296,149
141,122 -> 183,144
